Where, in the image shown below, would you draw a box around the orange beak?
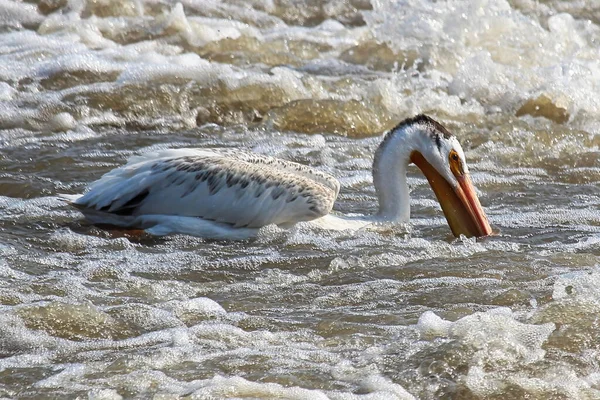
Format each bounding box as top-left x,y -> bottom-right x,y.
410,151 -> 492,238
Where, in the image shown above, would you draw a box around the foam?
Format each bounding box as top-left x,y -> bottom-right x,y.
34,364 -> 90,391
552,270 -> 600,301
354,375 -> 417,400
418,308 -> 554,363
0,312 -> 62,355
0,196 -> 71,221
180,0 -> 284,29
87,389 -> 123,400
0,82 -> 15,101
416,298 -> 598,397
0,0 -> 599,134
0,2 -> 599,399
48,229 -> 113,252
0,0 -> 43,29
163,4 -> 261,47
0,31 -> 85,80
365,0 -> 600,120
414,308 -> 560,396
0,259 -> 29,281
162,297 -> 227,324
188,375 -> 330,399
416,311 -> 452,337
494,208 -> 600,231
465,362 -> 600,398
44,126 -> 100,142
38,12 -> 116,49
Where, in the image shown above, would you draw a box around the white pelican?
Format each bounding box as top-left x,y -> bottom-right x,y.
64,115 -> 492,239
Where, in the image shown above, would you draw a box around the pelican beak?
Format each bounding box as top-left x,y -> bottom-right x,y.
410,151 -> 492,238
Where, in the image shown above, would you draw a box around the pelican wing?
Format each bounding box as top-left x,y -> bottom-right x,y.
74,149 -> 340,228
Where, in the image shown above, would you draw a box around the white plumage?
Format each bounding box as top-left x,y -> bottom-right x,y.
64,115 -> 492,239
67,148 -> 340,238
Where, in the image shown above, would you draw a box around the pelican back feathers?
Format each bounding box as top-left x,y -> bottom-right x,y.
73,149 -> 340,228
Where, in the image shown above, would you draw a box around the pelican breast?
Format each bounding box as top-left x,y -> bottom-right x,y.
73,149 -> 340,228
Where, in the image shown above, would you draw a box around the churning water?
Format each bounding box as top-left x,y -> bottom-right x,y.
0,0 -> 599,398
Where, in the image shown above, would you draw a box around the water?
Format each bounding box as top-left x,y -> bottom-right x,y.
0,0 -> 599,398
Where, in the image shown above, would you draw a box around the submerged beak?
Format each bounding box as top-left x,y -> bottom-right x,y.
410,151 -> 492,238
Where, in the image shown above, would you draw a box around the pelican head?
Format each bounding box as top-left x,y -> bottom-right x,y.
374,115 -> 492,238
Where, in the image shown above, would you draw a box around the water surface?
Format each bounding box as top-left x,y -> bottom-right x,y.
0,0 -> 599,398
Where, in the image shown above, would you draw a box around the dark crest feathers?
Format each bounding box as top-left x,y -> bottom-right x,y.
380,114 -> 453,151
396,114 -> 452,138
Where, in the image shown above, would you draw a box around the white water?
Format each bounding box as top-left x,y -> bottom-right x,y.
0,0 -> 599,398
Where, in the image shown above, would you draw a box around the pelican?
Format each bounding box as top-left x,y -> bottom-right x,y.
64,115 -> 492,239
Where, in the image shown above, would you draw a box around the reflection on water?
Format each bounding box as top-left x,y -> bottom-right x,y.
0,0 -> 599,398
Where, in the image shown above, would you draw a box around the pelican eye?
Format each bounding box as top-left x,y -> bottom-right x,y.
448,150 -> 464,176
